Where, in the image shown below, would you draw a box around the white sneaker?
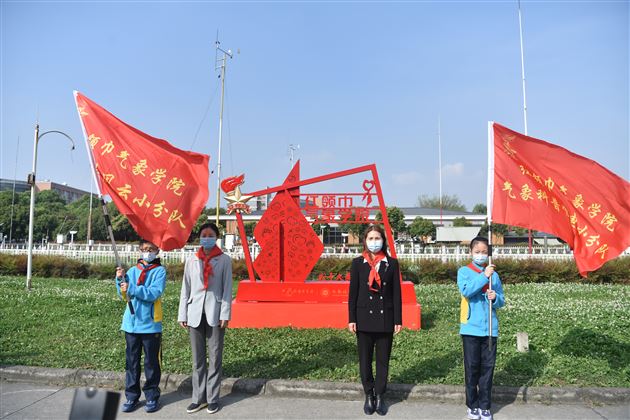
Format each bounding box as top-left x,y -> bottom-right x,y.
480,409 -> 493,420
467,407 -> 480,420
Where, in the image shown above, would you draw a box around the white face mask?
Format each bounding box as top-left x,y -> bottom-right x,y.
367,240 -> 383,253
142,252 -> 157,263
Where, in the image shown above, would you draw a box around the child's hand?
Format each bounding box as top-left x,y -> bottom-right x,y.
120,282 -> 128,292
487,290 -> 496,301
484,264 -> 495,278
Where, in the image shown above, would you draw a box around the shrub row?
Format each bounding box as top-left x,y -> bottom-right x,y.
0,253 -> 627,284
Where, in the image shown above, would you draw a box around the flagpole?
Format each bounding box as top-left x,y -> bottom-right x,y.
487,121 -> 495,353
438,116 -> 443,226
73,91 -> 134,315
87,178 -> 93,249
214,39 -> 233,228
518,0 -> 533,254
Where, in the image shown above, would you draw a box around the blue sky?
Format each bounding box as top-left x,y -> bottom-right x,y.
1,1 -> 628,211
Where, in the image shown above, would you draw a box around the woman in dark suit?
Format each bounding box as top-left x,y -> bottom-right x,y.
348,224 -> 402,416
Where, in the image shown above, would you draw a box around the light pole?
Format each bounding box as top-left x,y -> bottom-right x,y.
26,123 -> 75,290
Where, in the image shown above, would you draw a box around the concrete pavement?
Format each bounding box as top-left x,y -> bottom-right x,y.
1,365 -> 629,419
2,380 -> 630,420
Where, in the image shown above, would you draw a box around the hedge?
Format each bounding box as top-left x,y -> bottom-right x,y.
1,253 -> 627,284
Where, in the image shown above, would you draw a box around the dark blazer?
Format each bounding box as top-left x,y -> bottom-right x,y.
348,255 -> 402,333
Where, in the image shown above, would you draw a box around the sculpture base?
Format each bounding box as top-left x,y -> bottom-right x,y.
229,280 -> 421,330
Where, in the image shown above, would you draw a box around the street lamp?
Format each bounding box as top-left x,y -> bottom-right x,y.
26,123 -> 76,290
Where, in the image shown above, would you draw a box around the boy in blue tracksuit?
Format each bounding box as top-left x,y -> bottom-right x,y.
458,236 -> 505,420
115,239 -> 166,413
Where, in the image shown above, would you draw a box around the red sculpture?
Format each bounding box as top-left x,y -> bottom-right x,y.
224,161 -> 421,329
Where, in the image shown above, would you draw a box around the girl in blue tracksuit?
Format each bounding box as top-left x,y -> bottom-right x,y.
458,236 -> 505,420
115,239 -> 166,414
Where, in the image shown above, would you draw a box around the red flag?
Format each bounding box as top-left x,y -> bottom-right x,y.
490,122 -> 630,276
74,91 -> 209,251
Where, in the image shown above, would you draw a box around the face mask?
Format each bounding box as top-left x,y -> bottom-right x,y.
142,252 -> 157,263
367,240 -> 383,253
200,237 -> 217,250
473,254 -> 488,265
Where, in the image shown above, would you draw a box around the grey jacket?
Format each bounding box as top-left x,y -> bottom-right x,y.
178,251 -> 233,328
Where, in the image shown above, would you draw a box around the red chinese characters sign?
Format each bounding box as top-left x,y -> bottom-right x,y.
491,122 -> 630,276
74,92 -> 210,251
227,161 -> 422,329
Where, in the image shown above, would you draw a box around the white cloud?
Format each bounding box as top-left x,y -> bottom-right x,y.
392,171 -> 422,186
443,162 -> 464,176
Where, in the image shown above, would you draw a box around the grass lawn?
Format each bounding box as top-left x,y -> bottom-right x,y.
0,275 -> 628,387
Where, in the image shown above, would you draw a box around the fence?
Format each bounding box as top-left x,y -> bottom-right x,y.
0,243 -> 606,265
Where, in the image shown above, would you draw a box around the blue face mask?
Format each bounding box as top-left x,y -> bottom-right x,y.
367,240 -> 383,253
473,254 -> 488,265
142,252 -> 157,263
200,237 -> 217,250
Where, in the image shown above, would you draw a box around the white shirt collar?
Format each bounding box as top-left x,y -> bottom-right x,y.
363,255 -> 388,264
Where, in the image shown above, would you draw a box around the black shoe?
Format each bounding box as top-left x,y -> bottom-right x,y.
207,403 -> 219,414
375,395 -> 387,416
363,390 -> 376,415
186,402 -> 208,414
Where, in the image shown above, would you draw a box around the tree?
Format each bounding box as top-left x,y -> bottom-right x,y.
472,203 -> 487,214
339,212 -> 367,239
189,207 -> 226,242
408,216 -> 435,241
375,206 -> 407,239
0,191 -> 30,242
244,221 -> 257,238
67,194 -> 108,242
417,194 -> 466,211
110,210 -> 140,242
453,217 -> 472,227
479,222 -> 529,238
311,222 -> 330,243
33,190 -> 70,242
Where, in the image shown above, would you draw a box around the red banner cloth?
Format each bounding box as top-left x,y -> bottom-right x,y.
75,92 -> 209,251
491,122 -> 630,276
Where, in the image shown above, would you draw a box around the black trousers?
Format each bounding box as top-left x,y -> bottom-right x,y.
356,331 -> 393,396
125,332 -> 162,402
462,334 -> 497,410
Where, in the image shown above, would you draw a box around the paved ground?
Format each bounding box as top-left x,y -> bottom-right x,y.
1,380 -> 629,420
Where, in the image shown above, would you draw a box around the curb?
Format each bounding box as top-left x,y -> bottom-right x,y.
2,365 -> 629,405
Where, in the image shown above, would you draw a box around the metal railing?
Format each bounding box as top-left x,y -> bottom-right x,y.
2,243 -> 616,265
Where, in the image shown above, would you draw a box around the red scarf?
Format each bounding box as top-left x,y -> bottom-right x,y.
136,260 -> 161,286
362,251 -> 387,292
197,246 -> 224,289
467,262 -> 489,293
